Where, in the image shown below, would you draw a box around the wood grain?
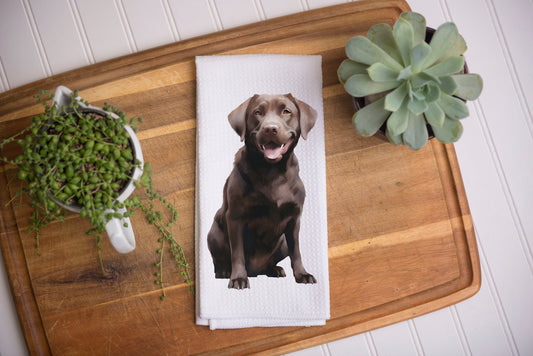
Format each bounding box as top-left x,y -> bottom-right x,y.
0,0 -> 480,354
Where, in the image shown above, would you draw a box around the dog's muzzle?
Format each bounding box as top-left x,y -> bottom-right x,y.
255,124 -> 295,162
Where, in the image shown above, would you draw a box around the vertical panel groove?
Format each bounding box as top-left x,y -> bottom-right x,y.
407,320 -> 425,356
484,0 -> 533,139
20,0 -> 52,77
300,0 -> 310,11
475,228 -> 520,355
114,0 -> 137,53
450,306 -> 473,356
253,0 -> 267,20
365,333 -> 378,356
161,0 -> 180,42
68,0 -> 96,64
437,0 -> 453,20
207,0 -> 223,30
324,343 -> 333,356
320,344 -> 331,356
0,57 -> 10,92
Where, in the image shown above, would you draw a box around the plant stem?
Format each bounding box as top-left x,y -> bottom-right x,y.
97,234 -> 106,275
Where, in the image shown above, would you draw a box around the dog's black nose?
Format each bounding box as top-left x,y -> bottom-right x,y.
264,125 -> 278,135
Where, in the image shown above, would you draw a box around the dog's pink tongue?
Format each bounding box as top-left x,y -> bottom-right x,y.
263,143 -> 283,160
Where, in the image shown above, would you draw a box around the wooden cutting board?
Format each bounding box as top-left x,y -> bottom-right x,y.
0,0 -> 480,354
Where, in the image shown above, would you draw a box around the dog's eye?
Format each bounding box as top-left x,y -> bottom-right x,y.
253,110 -> 262,116
282,109 -> 291,115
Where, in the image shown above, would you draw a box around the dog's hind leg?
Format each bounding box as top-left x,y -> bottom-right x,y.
263,235 -> 289,278
265,266 -> 286,277
207,214 -> 231,278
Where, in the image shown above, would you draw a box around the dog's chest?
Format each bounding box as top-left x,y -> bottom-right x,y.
243,176 -> 303,234
255,173 -> 303,208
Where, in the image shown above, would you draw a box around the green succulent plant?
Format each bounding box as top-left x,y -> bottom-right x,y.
338,12 -> 483,150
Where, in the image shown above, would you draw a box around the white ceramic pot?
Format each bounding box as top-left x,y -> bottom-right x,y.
51,86 -> 143,254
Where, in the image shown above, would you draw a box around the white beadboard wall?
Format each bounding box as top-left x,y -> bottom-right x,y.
0,0 -> 532,355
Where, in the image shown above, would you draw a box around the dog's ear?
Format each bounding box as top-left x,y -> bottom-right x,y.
292,96 -> 317,140
228,95 -> 256,141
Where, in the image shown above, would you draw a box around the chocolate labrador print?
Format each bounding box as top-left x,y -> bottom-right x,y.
207,94 -> 317,289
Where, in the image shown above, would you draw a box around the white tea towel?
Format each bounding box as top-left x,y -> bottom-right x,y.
195,54 -> 330,329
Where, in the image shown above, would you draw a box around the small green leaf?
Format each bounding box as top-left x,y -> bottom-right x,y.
410,72 -> 440,89
431,116 -> 464,143
385,82 -> 408,112
17,170 -> 28,181
424,102 -> 445,127
353,97 -> 390,136
424,82 -> 441,103
451,73 -> 483,100
143,162 -> 152,173
122,148 -> 133,161
367,23 -> 403,64
346,36 -> 403,72
386,129 -> 404,145
396,65 -> 413,81
344,74 -> 400,97
438,93 -> 469,119
393,17 -> 414,66
435,34 -> 467,64
424,56 -> 464,77
402,113 -> 428,150
423,22 -> 459,68
399,12 -> 426,45
407,97 -> 429,115
337,59 -> 368,84
387,100 -> 409,136
367,63 -> 400,82
438,76 -> 458,95
410,42 -> 431,73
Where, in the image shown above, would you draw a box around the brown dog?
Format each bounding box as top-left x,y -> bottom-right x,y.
207,94 -> 318,289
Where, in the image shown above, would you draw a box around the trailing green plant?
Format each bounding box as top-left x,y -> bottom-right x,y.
0,90 -> 191,300
338,11 -> 483,150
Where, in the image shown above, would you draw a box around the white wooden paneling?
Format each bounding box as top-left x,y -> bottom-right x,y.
259,0 -> 303,19
446,1 -> 533,355
412,308 -> 466,356
409,1 -> 533,354
0,0 -> 46,89
168,0 -> 218,40
489,0 -> 533,130
1,0 -> 533,355
306,0 -> 347,10
288,345 -> 325,356
28,0 -> 89,76
327,333 -> 372,356
368,322 -> 418,356
121,0 -> 176,51
0,63 -> 7,92
74,0 -> 132,62
213,0 -> 260,29
455,248 -> 516,355
449,0 -> 533,266
0,252 -> 27,356
454,106 -> 533,355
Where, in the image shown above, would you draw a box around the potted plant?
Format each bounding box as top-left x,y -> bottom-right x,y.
337,11 -> 483,150
0,86 -> 191,300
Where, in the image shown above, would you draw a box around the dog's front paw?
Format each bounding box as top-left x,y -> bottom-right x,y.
295,273 -> 317,284
228,277 -> 250,289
